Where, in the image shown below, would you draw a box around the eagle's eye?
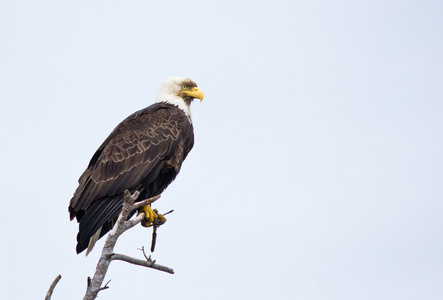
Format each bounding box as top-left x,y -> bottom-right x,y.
182,85 -> 187,89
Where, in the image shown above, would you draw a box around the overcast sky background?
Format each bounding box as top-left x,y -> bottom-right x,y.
1,1 -> 442,299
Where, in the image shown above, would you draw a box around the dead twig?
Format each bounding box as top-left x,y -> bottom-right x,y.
110,253 -> 174,274
151,209 -> 174,252
45,274 -> 61,300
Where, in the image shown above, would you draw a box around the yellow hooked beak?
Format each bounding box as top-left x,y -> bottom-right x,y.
183,87 -> 204,102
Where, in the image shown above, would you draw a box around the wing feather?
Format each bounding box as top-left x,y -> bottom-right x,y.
69,104 -> 188,215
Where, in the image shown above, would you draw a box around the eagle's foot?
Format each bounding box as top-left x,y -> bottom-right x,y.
152,209 -> 167,227
138,205 -> 167,227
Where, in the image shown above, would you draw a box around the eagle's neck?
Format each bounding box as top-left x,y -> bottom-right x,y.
156,94 -> 192,122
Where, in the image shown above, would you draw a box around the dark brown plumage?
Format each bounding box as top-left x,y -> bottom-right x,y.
69,77 -> 202,254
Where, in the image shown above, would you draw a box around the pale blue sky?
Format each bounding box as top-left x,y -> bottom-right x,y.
1,1 -> 442,299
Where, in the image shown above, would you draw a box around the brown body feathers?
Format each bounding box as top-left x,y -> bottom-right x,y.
69,102 -> 194,254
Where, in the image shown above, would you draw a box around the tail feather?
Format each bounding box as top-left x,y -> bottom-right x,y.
86,227 -> 102,256
75,194 -> 124,254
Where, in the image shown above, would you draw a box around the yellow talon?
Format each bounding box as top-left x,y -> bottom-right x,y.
138,205 -> 167,227
152,210 -> 167,227
138,205 -> 158,227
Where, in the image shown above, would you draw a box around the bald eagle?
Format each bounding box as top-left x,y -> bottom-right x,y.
69,77 -> 203,254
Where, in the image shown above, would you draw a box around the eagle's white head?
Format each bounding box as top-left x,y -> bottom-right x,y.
156,77 -> 204,121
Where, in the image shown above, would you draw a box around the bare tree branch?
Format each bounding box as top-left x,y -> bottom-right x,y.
110,253 -> 174,274
83,190 -> 171,300
132,196 -> 161,210
124,212 -> 146,231
45,274 -> 61,300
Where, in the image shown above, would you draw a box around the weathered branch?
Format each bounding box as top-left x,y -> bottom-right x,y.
45,274 -> 61,300
110,253 -> 174,274
83,190 -> 169,300
124,212 -> 146,231
132,196 -> 161,210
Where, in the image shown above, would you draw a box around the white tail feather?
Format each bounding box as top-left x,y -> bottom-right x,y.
86,227 -> 102,256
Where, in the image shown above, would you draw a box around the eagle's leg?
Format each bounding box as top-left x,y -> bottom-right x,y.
138,205 -> 166,227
